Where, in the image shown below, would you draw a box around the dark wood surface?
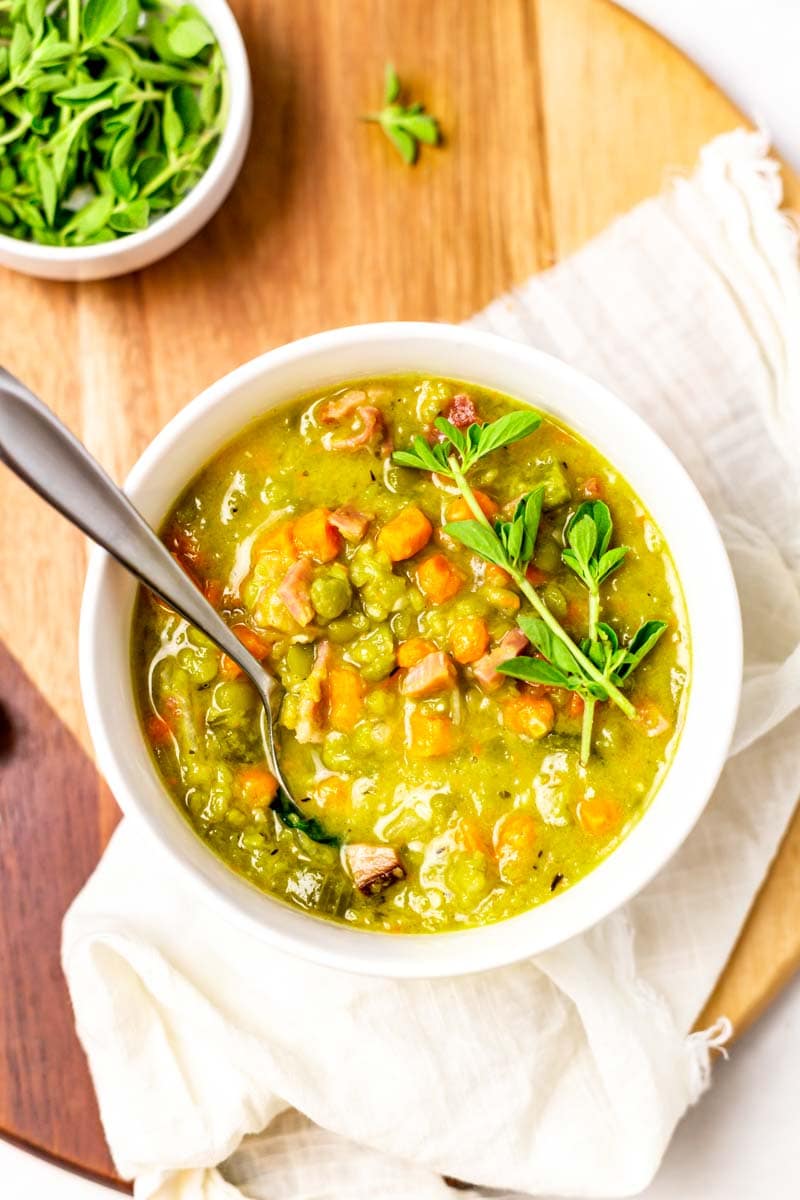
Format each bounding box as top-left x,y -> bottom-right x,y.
0,0 -> 797,1188
0,645 -> 120,1183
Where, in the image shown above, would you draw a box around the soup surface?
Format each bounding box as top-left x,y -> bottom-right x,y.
132,376 -> 689,931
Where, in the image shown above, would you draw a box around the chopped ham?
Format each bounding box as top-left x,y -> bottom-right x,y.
473,628 -> 529,691
329,505 -> 371,542
323,405 -> 383,452
445,393 -> 481,428
295,640 -> 332,744
344,843 -> 405,893
318,389 -> 367,424
277,559 -> 314,626
402,650 -> 456,697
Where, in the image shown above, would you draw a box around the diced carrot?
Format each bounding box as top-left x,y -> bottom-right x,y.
407,711 -> 455,758
397,637 -> 437,668
146,713 -> 172,747
314,775 -> 352,812
253,522 -> 297,568
455,817 -> 491,856
576,794 -> 621,836
525,564 -> 550,587
449,616 -> 490,664
416,554 -> 463,604
568,691 -> 585,719
446,489 -> 499,523
503,694 -> 555,739
238,765 -> 278,809
220,623 -> 273,679
484,563 -> 512,586
293,508 -> 342,563
377,506 -> 433,562
493,810 -> 538,882
580,476 -> 604,499
327,667 -> 364,732
634,698 -> 672,738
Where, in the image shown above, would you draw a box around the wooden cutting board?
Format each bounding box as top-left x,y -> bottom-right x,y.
1,0 -> 798,1188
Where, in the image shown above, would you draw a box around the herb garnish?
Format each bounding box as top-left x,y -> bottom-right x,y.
562,500 -> 628,639
361,63 -> 440,165
0,0 -> 227,246
270,792 -> 341,847
394,410 -> 669,764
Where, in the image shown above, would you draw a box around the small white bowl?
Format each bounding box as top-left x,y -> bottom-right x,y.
0,0 -> 251,282
80,323 -> 742,977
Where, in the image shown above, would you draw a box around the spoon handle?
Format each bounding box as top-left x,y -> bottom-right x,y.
0,367 -> 279,705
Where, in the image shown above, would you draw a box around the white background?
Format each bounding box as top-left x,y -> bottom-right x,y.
3,2 -> 800,1196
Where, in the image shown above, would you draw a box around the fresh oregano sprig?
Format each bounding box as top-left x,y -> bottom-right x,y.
394,412 -> 542,479
361,62 -> 441,165
393,411 -> 641,753
562,500 -> 628,638
0,0 -> 227,246
499,616 -> 667,764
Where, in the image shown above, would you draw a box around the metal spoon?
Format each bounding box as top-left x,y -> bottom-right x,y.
0,366 -> 293,800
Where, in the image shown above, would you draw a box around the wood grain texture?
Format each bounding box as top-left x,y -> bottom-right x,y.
0,0 -> 797,1185
0,645 -> 120,1181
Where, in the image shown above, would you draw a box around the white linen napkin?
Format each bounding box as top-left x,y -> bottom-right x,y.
62,129 -> 800,1200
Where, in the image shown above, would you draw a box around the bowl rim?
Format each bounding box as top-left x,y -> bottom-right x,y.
79,321 -> 743,977
0,0 -> 250,265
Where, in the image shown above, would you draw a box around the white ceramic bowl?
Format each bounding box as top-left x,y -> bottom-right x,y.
0,0 -> 251,282
80,322 -> 742,977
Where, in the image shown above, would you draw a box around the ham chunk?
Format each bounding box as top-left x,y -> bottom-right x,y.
402,650 -> 456,697
445,393 -> 481,429
329,505 -> 371,542
344,843 -> 405,894
473,628 -> 529,691
323,405 -> 383,452
318,389 -> 367,424
295,640 -> 332,744
277,559 -> 315,626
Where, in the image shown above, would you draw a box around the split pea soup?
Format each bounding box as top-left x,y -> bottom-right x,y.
132,376 -> 689,932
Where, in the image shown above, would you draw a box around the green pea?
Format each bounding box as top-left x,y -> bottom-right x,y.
418,607 -> 449,639
187,627 -> 217,651
542,582 -> 568,618
286,642 -> 314,679
351,723 -> 376,755
241,828 -> 267,850
327,617 -> 359,644
390,607 -> 416,641
482,586 -> 520,612
209,679 -> 255,720
346,624 -> 396,682
446,853 -> 491,906
537,457 -> 572,508
177,646 -> 219,685
322,731 -> 357,773
310,574 -> 352,620
365,688 -> 397,717
535,537 -> 563,574
452,594 -> 490,620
